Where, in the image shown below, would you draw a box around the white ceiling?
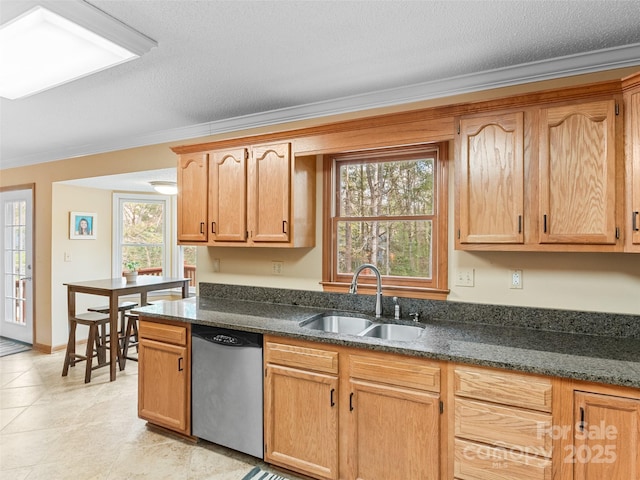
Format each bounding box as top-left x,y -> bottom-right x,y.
2,0 -> 640,179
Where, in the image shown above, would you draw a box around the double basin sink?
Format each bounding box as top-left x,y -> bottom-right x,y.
299,313 -> 425,341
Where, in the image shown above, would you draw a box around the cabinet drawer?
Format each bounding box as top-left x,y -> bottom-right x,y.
265,341 -> 338,374
454,366 -> 552,412
349,354 -> 440,393
139,320 -> 188,346
455,398 -> 553,458
454,439 -> 552,480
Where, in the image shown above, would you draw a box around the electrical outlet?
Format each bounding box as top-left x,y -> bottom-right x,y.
212,258 -> 220,272
64,251 -> 72,262
455,269 -> 474,287
272,261 -> 284,275
510,269 -> 523,289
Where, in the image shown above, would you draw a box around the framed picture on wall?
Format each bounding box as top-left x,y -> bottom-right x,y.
69,212 -> 97,239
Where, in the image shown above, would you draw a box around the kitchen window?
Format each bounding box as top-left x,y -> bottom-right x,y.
112,193 -> 196,292
322,144 -> 449,299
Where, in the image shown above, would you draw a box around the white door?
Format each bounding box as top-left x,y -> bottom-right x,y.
0,189 -> 34,344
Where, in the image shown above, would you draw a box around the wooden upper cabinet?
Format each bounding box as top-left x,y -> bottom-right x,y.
177,153 -> 208,242
457,112 -> 524,244
209,148 -> 247,242
539,100 -> 618,245
248,143 -> 291,243
624,74 -> 640,251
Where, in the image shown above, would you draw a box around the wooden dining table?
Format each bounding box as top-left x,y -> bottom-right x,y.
64,276 -> 191,381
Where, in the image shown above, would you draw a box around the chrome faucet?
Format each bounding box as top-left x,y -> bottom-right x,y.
349,263 -> 383,318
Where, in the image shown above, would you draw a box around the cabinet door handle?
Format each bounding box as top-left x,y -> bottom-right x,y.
330,388 -> 335,407
543,214 -> 548,233
633,211 -> 639,232
282,220 -> 288,234
199,222 -> 205,235
518,215 -> 522,234
349,392 -> 354,411
178,357 -> 183,371
211,221 -> 216,234
579,406 -> 585,431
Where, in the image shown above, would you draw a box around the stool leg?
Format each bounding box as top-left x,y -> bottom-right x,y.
84,324 -> 97,383
62,319 -> 76,376
121,318 -> 134,370
132,319 -> 139,352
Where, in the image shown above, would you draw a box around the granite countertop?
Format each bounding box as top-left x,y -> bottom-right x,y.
135,296 -> 640,389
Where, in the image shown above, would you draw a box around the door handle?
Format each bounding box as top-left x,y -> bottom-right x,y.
178,357 -> 184,371
330,388 -> 335,407
199,222 -> 205,234
349,392 -> 354,411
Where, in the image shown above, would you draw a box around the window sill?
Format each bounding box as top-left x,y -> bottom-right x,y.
321,281 -> 449,301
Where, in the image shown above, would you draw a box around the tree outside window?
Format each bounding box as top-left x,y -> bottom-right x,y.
325,144 -> 448,297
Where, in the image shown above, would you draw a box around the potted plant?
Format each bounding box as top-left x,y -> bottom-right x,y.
123,261 -> 140,283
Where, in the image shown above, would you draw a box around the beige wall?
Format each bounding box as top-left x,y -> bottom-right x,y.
197,157 -> 640,316
51,184 -> 113,347
2,67 -> 640,349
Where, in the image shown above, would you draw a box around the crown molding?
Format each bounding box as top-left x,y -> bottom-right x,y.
4,42 -> 640,169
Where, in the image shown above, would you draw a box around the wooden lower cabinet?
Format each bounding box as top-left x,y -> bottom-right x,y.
264,336 -> 442,480
264,364 -> 339,479
138,319 -> 191,436
572,391 -> 640,480
348,378 -> 440,479
264,339 -> 340,480
452,365 -> 554,480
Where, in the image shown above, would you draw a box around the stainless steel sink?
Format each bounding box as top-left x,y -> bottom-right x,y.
300,314 -> 374,335
359,323 -> 424,341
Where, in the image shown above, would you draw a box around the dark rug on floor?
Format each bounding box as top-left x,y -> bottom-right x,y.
0,337 -> 31,357
241,467 -> 291,480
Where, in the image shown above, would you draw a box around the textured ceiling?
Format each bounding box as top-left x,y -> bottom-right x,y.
2,0 -> 640,171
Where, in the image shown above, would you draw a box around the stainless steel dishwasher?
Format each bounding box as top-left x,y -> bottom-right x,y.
191,325 -> 263,458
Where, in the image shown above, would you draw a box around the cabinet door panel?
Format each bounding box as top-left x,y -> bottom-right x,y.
348,379 -> 440,480
539,100 -> 617,244
209,148 -> 247,242
248,143 -> 291,242
458,112 -> 524,244
264,364 -> 338,480
177,153 -> 208,242
627,88 -> 640,248
573,391 -> 640,480
138,338 -> 188,433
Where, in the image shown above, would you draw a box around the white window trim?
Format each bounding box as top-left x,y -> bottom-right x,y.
111,193 -> 172,278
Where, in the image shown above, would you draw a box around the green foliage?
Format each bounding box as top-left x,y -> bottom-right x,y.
336,156 -> 434,279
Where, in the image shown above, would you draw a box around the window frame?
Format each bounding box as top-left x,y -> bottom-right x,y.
112,193 -> 177,279
322,143 -> 449,299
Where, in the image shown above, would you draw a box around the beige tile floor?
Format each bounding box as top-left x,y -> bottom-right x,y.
0,349 -> 305,480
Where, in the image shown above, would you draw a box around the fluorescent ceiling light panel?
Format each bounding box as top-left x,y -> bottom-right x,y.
0,3 -> 156,99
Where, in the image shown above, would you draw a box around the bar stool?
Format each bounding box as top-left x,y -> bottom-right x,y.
120,300 -> 168,369
121,312 -> 139,369
62,312 -> 115,383
87,301 -> 137,352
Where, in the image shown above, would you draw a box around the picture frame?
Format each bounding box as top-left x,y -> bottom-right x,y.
69,212 -> 97,239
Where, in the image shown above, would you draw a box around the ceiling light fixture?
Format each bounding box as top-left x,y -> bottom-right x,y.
150,181 -> 177,195
0,1 -> 157,100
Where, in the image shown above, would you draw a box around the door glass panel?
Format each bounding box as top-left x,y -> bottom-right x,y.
3,200 -> 27,325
